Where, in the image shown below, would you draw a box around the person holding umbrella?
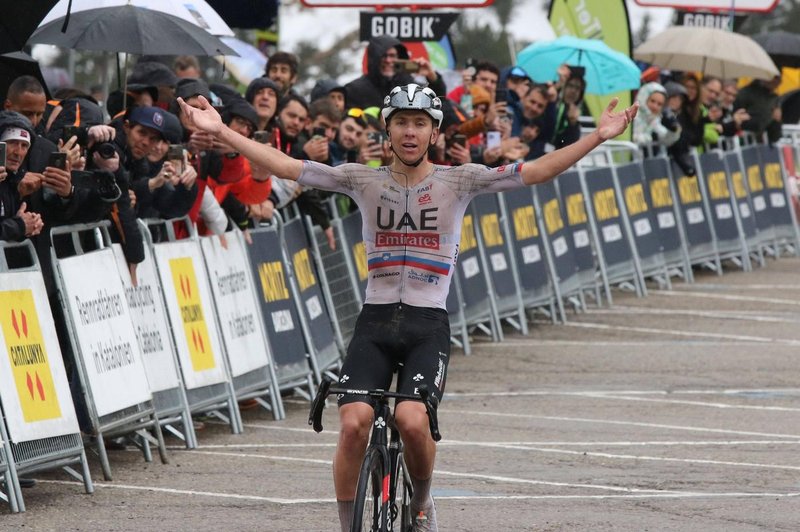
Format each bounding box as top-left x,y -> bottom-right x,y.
178,83 -> 637,532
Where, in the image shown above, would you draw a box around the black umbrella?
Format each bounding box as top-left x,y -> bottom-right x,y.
0,52 -> 50,100
752,30 -> 800,69
0,1 -> 59,54
28,4 -> 237,56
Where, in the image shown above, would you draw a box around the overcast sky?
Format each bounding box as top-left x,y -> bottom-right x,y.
278,0 -> 675,51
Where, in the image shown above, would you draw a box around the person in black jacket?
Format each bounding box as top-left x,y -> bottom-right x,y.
344,35 -> 446,110
0,118 -> 44,241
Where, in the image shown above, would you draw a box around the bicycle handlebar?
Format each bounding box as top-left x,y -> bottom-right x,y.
308,377 -> 442,442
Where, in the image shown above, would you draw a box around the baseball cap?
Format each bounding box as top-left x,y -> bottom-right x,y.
0,127 -> 32,145
127,106 -> 167,139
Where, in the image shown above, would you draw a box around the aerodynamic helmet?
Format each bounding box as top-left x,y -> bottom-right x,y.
381,84 -> 443,128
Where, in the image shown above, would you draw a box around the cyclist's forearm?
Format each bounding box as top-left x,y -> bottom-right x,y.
217,126 -> 303,181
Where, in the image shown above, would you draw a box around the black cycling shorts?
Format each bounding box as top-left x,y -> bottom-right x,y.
337,303 -> 450,407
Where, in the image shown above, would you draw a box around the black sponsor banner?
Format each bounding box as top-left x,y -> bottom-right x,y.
553,171 -> 595,275
739,146 -> 773,231
247,228 -> 308,369
616,163 -> 663,260
501,187 -> 550,293
582,167 -> 634,267
535,180 -> 580,282
282,218 -> 336,356
642,157 -> 684,254
470,193 -> 517,299
723,152 -> 757,238
676,10 -> 746,30
341,210 -> 369,297
698,152 -> 740,242
670,159 -> 715,247
757,144 -> 795,226
359,11 -> 459,42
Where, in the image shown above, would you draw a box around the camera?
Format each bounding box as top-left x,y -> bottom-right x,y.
394,59 -> 420,74
661,108 -> 679,132
92,142 -> 117,159
72,170 -> 122,203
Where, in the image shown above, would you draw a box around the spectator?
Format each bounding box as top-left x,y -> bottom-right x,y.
718,79 -> 750,137
663,81 -> 695,176
520,84 -> 557,160
551,69 -> 584,150
266,51 -> 300,97
447,60 -> 500,107
292,97 -> 341,165
632,82 -> 680,150
330,107 -> 368,166
4,75 -> 47,134
344,35 -> 446,110
245,77 -> 281,132
310,79 -> 347,113
127,60 -> 179,109
173,55 -> 202,79
735,75 -> 783,144
0,116 -> 43,241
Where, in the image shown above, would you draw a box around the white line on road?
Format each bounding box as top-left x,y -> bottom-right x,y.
653,290 -> 800,306
589,306 -> 800,324
561,321 -> 800,346
36,479 -> 800,503
565,392 -> 800,412
446,409 -> 800,440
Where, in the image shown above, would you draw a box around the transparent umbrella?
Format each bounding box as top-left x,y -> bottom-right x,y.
634,26 -> 779,80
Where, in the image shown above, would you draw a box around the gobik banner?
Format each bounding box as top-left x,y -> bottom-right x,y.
0,271 -> 79,442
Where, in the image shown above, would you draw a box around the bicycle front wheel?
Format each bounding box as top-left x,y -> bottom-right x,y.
392,454 -> 413,532
352,447 -> 388,532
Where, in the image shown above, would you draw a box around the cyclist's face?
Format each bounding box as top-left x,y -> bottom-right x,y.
387,111 -> 436,161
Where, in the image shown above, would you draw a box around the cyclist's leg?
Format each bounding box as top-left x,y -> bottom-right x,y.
334,304 -> 399,530
394,305 -> 450,530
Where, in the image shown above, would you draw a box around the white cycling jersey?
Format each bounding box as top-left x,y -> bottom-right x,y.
298,161 -> 525,309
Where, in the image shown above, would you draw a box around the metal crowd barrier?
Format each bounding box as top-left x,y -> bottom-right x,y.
50,222 -> 166,482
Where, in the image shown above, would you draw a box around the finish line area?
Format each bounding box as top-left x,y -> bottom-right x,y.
12,258 -> 800,531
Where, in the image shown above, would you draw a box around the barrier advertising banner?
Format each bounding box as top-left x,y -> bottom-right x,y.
0,271 -> 79,442
113,244 -> 181,393
153,240 -> 228,389
59,250 -> 152,417
200,232 -> 270,378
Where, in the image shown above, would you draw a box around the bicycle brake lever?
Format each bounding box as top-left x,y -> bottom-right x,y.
309,378 -> 332,432
417,385 -> 442,442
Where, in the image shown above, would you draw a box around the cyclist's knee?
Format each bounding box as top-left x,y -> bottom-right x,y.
338,402 -> 373,444
394,402 -> 431,445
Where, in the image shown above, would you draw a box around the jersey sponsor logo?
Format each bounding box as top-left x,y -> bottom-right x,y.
418,193 -> 432,205
380,193 -> 400,205
416,183 -> 433,194
372,271 -> 400,279
376,206 -> 438,230
368,253 -> 450,275
497,165 -> 506,173
407,269 -> 440,285
376,231 -> 440,249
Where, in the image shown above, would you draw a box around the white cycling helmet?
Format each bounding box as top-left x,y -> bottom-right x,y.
381,84 -> 443,128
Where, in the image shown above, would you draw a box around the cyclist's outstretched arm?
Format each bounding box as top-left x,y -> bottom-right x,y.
177,95 -> 303,181
521,98 -> 639,186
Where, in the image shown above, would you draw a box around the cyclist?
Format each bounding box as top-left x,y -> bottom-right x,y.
177,84 -> 636,532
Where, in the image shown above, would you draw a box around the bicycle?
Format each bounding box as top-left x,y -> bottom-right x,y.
309,377 -> 442,532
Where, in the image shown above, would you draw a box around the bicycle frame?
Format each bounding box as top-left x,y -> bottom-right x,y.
309,378 -> 440,531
